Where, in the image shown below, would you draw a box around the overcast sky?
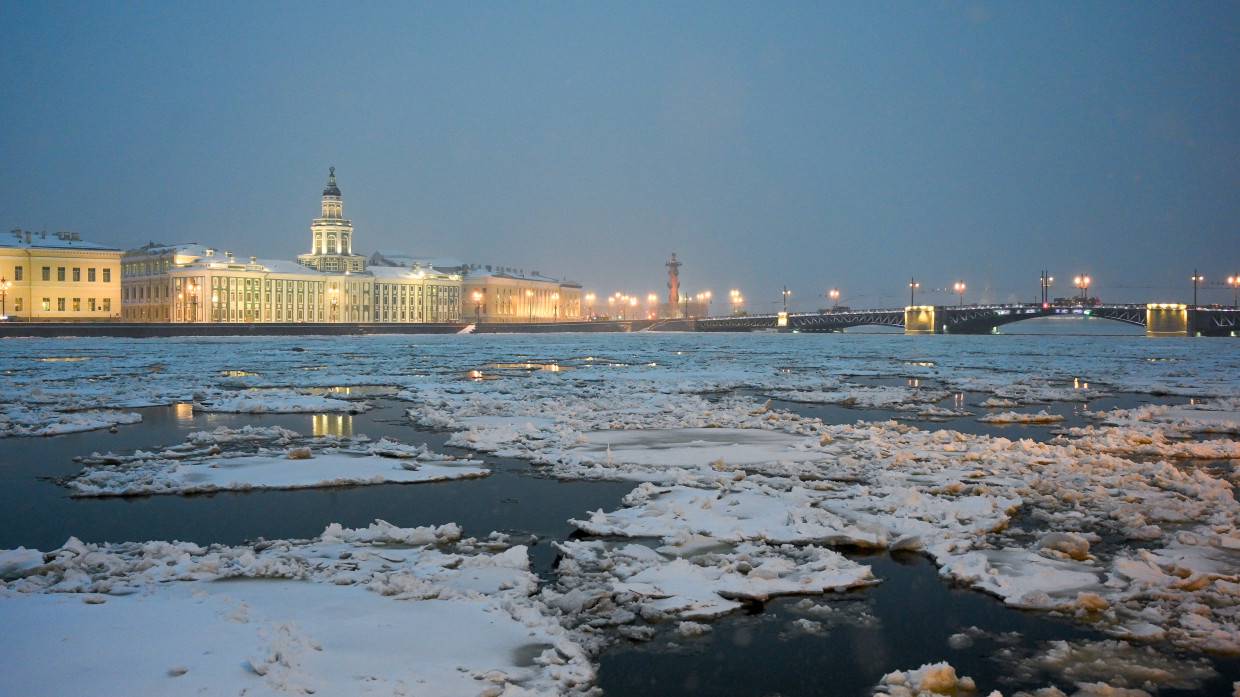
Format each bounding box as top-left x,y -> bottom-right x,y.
3,2 -> 1238,309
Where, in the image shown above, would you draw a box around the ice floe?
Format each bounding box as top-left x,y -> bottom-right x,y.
0,520 -> 592,696
67,429 -> 487,496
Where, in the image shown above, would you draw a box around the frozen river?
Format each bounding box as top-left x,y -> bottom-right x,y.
1,332 -> 1238,696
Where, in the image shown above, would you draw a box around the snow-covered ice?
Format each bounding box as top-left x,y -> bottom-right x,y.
0,521 -> 593,696
67,428 -> 488,496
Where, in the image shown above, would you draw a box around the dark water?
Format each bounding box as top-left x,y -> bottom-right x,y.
598,552 -> 1240,696
0,397 -> 1236,695
0,399 -> 632,574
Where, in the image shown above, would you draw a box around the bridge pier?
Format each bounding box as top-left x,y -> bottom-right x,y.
1146,304 -> 1189,337
904,306 -> 938,335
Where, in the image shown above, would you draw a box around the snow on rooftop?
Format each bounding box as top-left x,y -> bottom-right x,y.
5,230 -> 119,252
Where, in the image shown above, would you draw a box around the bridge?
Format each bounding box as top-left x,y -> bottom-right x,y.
696,303 -> 1240,337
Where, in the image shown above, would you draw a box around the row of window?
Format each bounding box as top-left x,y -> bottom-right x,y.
37,297 -> 112,312
6,266 -> 112,283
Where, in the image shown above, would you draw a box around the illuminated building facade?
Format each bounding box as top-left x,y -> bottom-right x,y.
0,229 -> 121,321
458,267 -> 582,323
121,169 -> 460,323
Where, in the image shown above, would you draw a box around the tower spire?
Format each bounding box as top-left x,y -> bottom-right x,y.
323,166 -> 341,197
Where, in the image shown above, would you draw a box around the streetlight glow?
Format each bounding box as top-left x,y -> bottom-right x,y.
954,280 -> 966,306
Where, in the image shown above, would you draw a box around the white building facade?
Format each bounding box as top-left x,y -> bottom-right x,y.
121,170 -> 460,324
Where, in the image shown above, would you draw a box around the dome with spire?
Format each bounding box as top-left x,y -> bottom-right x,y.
322,166 -> 341,197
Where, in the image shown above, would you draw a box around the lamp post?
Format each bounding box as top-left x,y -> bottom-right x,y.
0,276 -> 9,319
585,292 -> 595,319
953,280 -> 966,307
526,289 -> 534,322
1039,271 -> 1054,305
1191,270 -> 1204,308
703,290 -> 712,316
827,288 -> 840,309
1228,275 -> 1239,309
472,290 -> 482,323
1073,275 -> 1091,304
781,286 -> 791,313
908,278 -> 920,306
647,293 -> 658,319
552,292 -> 559,321
729,289 -> 742,315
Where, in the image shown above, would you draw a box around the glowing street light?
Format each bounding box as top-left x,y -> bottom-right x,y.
729,289 -> 743,315
471,290 -> 483,323
781,286 -> 791,313
953,280 -> 966,307
908,278 -> 920,306
551,291 -> 560,320
526,289 -> 535,321
1228,275 -> 1239,309
585,292 -> 596,318
0,276 -> 10,319
1073,275 -> 1091,304
827,288 -> 840,309
1190,270 -> 1205,308
1039,270 -> 1054,306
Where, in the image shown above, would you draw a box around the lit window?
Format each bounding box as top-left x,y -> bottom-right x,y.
57,298 -> 65,311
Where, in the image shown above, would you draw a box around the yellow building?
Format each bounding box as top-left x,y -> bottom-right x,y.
0,229 -> 121,321
461,268 -> 582,323
120,170 -> 461,324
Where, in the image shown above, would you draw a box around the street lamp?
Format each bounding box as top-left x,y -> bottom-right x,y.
472,290 -> 483,323
551,292 -> 559,320
1228,275 -> 1239,309
729,289 -> 742,315
827,288 -> 840,309
1190,270 -> 1204,308
703,290 -> 712,316
781,286 -> 791,313
585,292 -> 596,319
953,280 -> 966,307
908,278 -> 920,306
1039,271 -> 1054,305
526,289 -> 535,322
0,276 -> 9,319
1073,275 -> 1091,304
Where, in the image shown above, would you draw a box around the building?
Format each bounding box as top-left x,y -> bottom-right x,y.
459,266 -> 582,323
297,167 -> 365,273
0,229 -> 121,321
121,169 -> 461,323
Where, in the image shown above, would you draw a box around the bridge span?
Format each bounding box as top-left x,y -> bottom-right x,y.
696,304 -> 1239,337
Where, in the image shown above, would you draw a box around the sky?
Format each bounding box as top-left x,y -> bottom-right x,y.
3,2 -> 1238,310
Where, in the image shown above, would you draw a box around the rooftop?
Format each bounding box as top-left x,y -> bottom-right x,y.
6,229 -> 119,252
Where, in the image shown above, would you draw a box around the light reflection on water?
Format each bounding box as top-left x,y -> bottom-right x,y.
173,402 -> 194,422
312,413 -> 353,437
